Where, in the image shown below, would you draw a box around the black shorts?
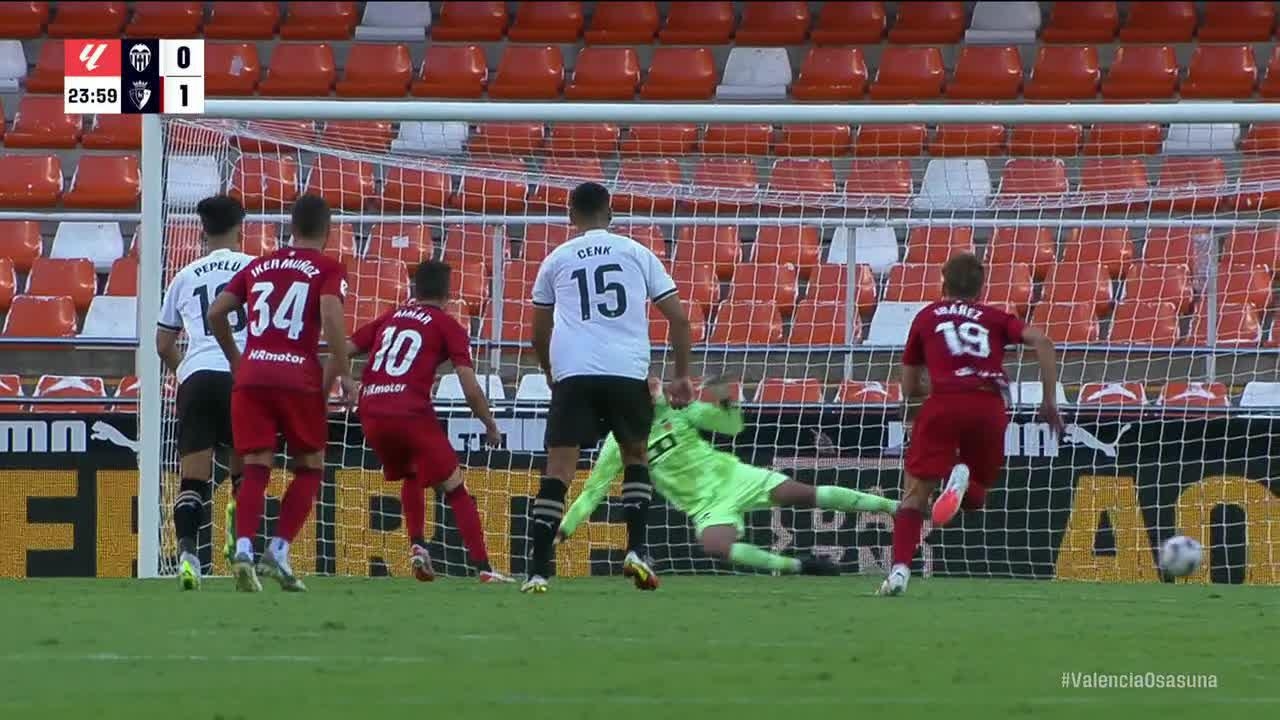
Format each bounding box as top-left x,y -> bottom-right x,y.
176,370 -> 234,456
546,375 -> 653,448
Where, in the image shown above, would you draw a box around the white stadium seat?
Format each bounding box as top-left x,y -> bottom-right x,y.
716,48 -> 792,100
913,159 -> 992,211
82,296 -> 137,339
355,1 -> 431,42
436,374 -> 506,402
51,222 -> 124,272
515,374 -> 552,402
827,227 -> 900,274
865,301 -> 928,346
1011,381 -> 1070,408
165,155 -> 222,207
0,40 -> 27,92
1240,382 -> 1280,408
1163,123 -> 1240,155
965,1 -> 1041,44
391,121 -> 468,155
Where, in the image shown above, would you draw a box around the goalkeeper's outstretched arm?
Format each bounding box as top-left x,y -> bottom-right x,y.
557,433 -> 623,541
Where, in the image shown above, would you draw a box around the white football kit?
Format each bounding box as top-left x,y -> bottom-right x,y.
158,248 -> 254,383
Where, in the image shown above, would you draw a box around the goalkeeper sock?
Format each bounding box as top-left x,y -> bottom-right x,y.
278,467 -> 322,542
815,486 -> 898,514
892,508 -> 925,566
400,475 -> 426,549
235,464 -> 271,550
621,464 -> 653,555
445,484 -> 492,573
729,543 -> 801,574
530,477 -> 566,578
173,478 -> 208,557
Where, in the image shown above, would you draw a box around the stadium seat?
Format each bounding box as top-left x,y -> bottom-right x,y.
700,124 -> 772,156
379,166 -> 450,211
1187,303 -> 1263,346
0,257 -> 12,311
1008,124 -> 1083,156
641,48 -> 718,100
453,160 -> 528,213
3,295 -> 76,337
791,47 -> 867,101
350,259 -> 409,305
549,123 -> 622,157
51,222 -> 123,272
489,45 -> 564,100
835,381 -> 902,405
205,43 -> 261,96
754,378 -> 825,404
717,48 -> 793,101
469,122 -> 545,156
437,374 -> 505,402
82,114 -> 140,150
612,158 -> 682,213
930,124 -> 1007,157
981,263 -> 1034,315
625,226 -> 669,258
790,300 -> 859,345
584,0 -> 659,44
31,375 -> 107,413
1224,228 -> 1280,272
204,1 -> 278,38
737,1 -> 811,45
0,373 -> 23,411
1042,262 -> 1113,316
914,159 -> 992,211
528,157 -> 605,210
986,228 -> 1056,281
1030,302 -> 1099,344
1103,46 -> 1179,100
1158,382 -> 1231,408
1241,381 -> 1280,407
1154,157 -> 1228,212
868,46 -> 945,100
0,1 -> 48,38
412,45 -> 487,98
889,1 -> 964,43
500,260 -> 540,301
565,47 -> 639,100
432,1 -> 506,40
241,223 -> 281,257
1084,123 -> 1162,156
811,1 -> 886,44
317,223 -> 358,267
622,124 -> 699,155
658,1 -> 734,44
334,43 -> 412,97
1077,158 -> 1150,200
519,224 -> 571,263
1061,227 -> 1135,279
63,155 -> 140,209
230,156 -> 298,210
1217,264 -> 1273,309
1041,1 -> 1118,42
684,157 -> 758,213
728,263 -> 800,315
808,263 -> 878,315
674,226 -> 741,280
998,159 -> 1068,200
515,374 -> 552,402
104,256 -> 137,297
865,301 -> 928,345
508,1 -> 582,42
82,296 -> 136,339
0,155 -> 61,207
668,261 -> 720,315
281,1 -> 358,39
26,40 -> 63,93
709,301 -> 784,346
1010,382 -> 1070,409
946,46 -> 1023,100
753,226 -> 821,278
1163,123 -> 1240,155
321,120 -> 394,153
47,1 -> 124,36
442,225 -> 504,267
884,264 -> 944,303
1236,156 -> 1280,211
27,258 -> 94,312
649,302 -> 707,345
0,41 -> 22,92
903,227 -> 974,265
363,224 -> 433,267
853,124 -> 927,157
1143,228 -> 1208,271
1181,46 -> 1258,99
355,1 -> 430,42
965,1 -> 1040,44
1122,264 -> 1192,312
1200,1 -> 1276,41
1077,382 -> 1147,406
768,158 -> 836,198
5,94 -> 80,148
484,300 -> 533,343
392,121 -> 468,155
1261,47 -> 1280,98
1024,46 -> 1101,100
127,1 -> 202,37
1119,1 -> 1196,42
257,43 -> 335,96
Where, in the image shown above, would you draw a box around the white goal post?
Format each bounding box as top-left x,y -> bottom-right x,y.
137,101 -> 1280,583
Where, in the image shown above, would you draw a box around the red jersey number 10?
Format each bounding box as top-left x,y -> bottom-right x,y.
370,327 -> 424,377
935,320 -> 991,358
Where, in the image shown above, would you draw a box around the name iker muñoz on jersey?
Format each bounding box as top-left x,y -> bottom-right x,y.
157,248 -> 255,383
531,228 -> 677,382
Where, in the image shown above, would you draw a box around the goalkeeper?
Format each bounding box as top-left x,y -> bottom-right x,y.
558,377 -> 898,581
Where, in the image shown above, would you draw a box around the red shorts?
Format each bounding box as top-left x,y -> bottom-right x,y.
231,387 -> 328,455
361,414 -> 458,486
904,392 -> 1008,489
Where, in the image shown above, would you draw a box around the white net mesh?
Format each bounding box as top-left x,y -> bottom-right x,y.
155,115 -> 1280,583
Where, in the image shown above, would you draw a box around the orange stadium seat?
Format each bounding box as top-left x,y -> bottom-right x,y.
1078,158 -> 1150,201
1119,1 -> 1197,42
685,157 -> 758,212
280,2 -> 358,40
668,261 -> 720,315
999,159 -> 1068,199
1200,1 -> 1276,41
104,256 -> 137,297
981,263 -> 1034,315
659,1 -> 734,44
1084,123 -> 1162,156
1123,263 -> 1192,312
1042,262 -> 1113,316
753,226 -> 820,278
342,297 -> 389,335
854,124 -> 927,157
1158,382 -> 1231,408
453,160 -> 528,213
432,1 -> 507,41
1258,46 -> 1280,97
500,260 -> 540,301
930,124 -> 1006,157
546,123 -> 621,157
5,95 -> 80,148
675,226 -> 740,280
1024,46 -> 1101,100
946,46 -> 1023,100
625,225 -> 668,258
322,120 -> 395,152
835,381 -> 902,405
1103,46 -> 1179,100
27,258 -> 94,312
489,46 -> 565,100
1236,157 -> 1280,211
509,1 -> 583,42
26,40 -> 64,93
808,264 -> 877,315
528,157 -> 604,210
452,262 -> 491,315
83,114 -> 140,150
204,1 -> 279,39
47,1 -> 124,37
1143,228 -> 1205,271
32,375 -> 107,413
1187,303 -> 1264,345
884,264 -> 944,303
350,259 -> 409,304
364,224 -> 433,267
889,1 -> 964,43
257,43 -> 336,96
1009,124 -> 1083,156
63,155 -> 139,209
0,2 -> 49,38
484,300 -> 534,343
1216,264 -> 1273,309
0,155 -> 61,207
737,2 -> 811,45
321,223 -> 359,267
845,159 -> 912,208
585,0 -> 659,44
1110,300 -> 1180,345
811,1 -> 885,44
240,223 -> 281,257
0,373 -> 23,411
701,124 -> 772,156
304,155 -> 375,211
442,225 -> 504,267
1154,157 -> 1228,212
1078,382 -> 1147,406
235,119 -> 315,153
622,124 -> 699,155
380,166 -> 450,211
768,158 -> 836,195
791,47 -> 868,101
469,122 -> 545,156
520,224 -> 571,263
336,44 -> 412,97
1030,302 -> 1099,344
790,300 -> 859,345
904,227 -> 974,265
776,124 -> 852,157
411,45 -> 487,98
205,43 -> 261,96
649,302 -> 706,344
565,47 -> 639,100
709,301 -> 784,345
126,2 -> 203,37
230,156 -> 298,210
987,228 -> 1056,281
754,378 -> 826,404
728,263 -> 800,315
1224,228 -> 1280,271
3,295 -> 75,337
0,258 -> 13,311
1061,227 -> 1135,279
612,157 -> 682,213
869,46 -> 945,100
1041,1 -> 1119,42
1181,45 -> 1259,99
640,48 -> 718,100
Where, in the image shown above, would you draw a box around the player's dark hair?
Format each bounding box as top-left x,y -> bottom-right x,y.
291,194 -> 331,246
414,260 -> 452,301
568,181 -> 612,229
942,252 -> 985,301
196,195 -> 245,238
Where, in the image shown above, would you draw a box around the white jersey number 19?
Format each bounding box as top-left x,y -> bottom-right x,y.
936,320 -> 991,358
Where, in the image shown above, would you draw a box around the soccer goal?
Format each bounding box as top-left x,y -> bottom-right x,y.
136,101 -> 1280,584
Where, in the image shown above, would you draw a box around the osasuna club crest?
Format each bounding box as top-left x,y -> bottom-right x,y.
129,81 -> 151,109
129,43 -> 151,72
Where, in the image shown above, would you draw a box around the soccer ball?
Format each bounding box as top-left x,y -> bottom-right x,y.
1158,535 -> 1203,577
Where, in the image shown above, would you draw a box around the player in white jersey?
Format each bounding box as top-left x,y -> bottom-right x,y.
155,195 -> 254,590
522,181 -> 694,594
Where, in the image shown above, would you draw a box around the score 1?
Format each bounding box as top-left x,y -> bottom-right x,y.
160,39 -> 204,114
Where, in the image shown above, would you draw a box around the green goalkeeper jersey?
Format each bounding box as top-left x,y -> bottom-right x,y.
559,398 -> 745,537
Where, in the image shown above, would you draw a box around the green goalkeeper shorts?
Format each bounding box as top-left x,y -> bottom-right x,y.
688,461 -> 788,538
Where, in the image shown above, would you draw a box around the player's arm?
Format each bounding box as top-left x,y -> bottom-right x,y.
558,432 -> 624,542
686,401 -> 745,435
1021,326 -> 1065,434
155,283 -> 184,372
445,317 -> 501,446
319,293 -> 353,402
530,258 -> 556,382
899,314 -> 927,422
206,290 -> 244,370
648,252 -> 693,406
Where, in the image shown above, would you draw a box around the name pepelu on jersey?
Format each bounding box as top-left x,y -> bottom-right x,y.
157,248 -> 255,384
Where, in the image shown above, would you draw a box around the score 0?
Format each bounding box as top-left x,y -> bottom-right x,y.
159,39 -> 204,114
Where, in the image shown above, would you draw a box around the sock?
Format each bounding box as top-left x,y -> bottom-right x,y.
621,465 -> 653,556
277,467 -> 322,542
235,537 -> 253,558
173,478 -> 208,556
400,475 -> 426,549
729,543 -> 802,573
892,507 -> 925,567
269,537 -> 290,562
815,486 -> 898,514
446,484 -> 491,572
530,477 -> 566,578
235,464 -> 271,546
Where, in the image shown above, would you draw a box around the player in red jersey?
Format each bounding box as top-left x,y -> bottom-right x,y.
349,260 -> 513,584
207,195 -> 354,593
880,253 -> 1064,596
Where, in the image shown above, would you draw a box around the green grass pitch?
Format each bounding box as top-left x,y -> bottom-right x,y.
0,576 -> 1274,719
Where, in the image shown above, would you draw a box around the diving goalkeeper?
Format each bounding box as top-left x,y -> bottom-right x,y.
558,377 -> 899,582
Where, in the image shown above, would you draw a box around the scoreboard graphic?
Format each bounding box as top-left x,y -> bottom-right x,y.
63,39 -> 204,115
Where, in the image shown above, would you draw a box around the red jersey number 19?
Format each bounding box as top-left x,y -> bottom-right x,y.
249,281 -> 310,340
370,327 -> 423,377
935,320 -> 991,358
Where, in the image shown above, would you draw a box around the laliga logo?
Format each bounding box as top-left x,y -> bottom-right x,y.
79,43 -> 108,72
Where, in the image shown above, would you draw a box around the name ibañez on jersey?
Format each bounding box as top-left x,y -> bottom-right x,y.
157,248 -> 255,383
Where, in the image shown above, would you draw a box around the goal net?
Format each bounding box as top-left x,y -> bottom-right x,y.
147,105 -> 1280,584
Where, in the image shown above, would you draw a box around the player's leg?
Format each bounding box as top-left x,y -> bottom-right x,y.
439,470 -> 514,583
172,373 -> 220,590
883,400 -> 953,596
230,387 -> 276,592
710,465 -> 840,575
524,378 -> 592,593
258,391 -> 328,592
938,396 -> 1007,522
767,478 -> 899,515
221,451 -> 243,565
607,378 -> 658,590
